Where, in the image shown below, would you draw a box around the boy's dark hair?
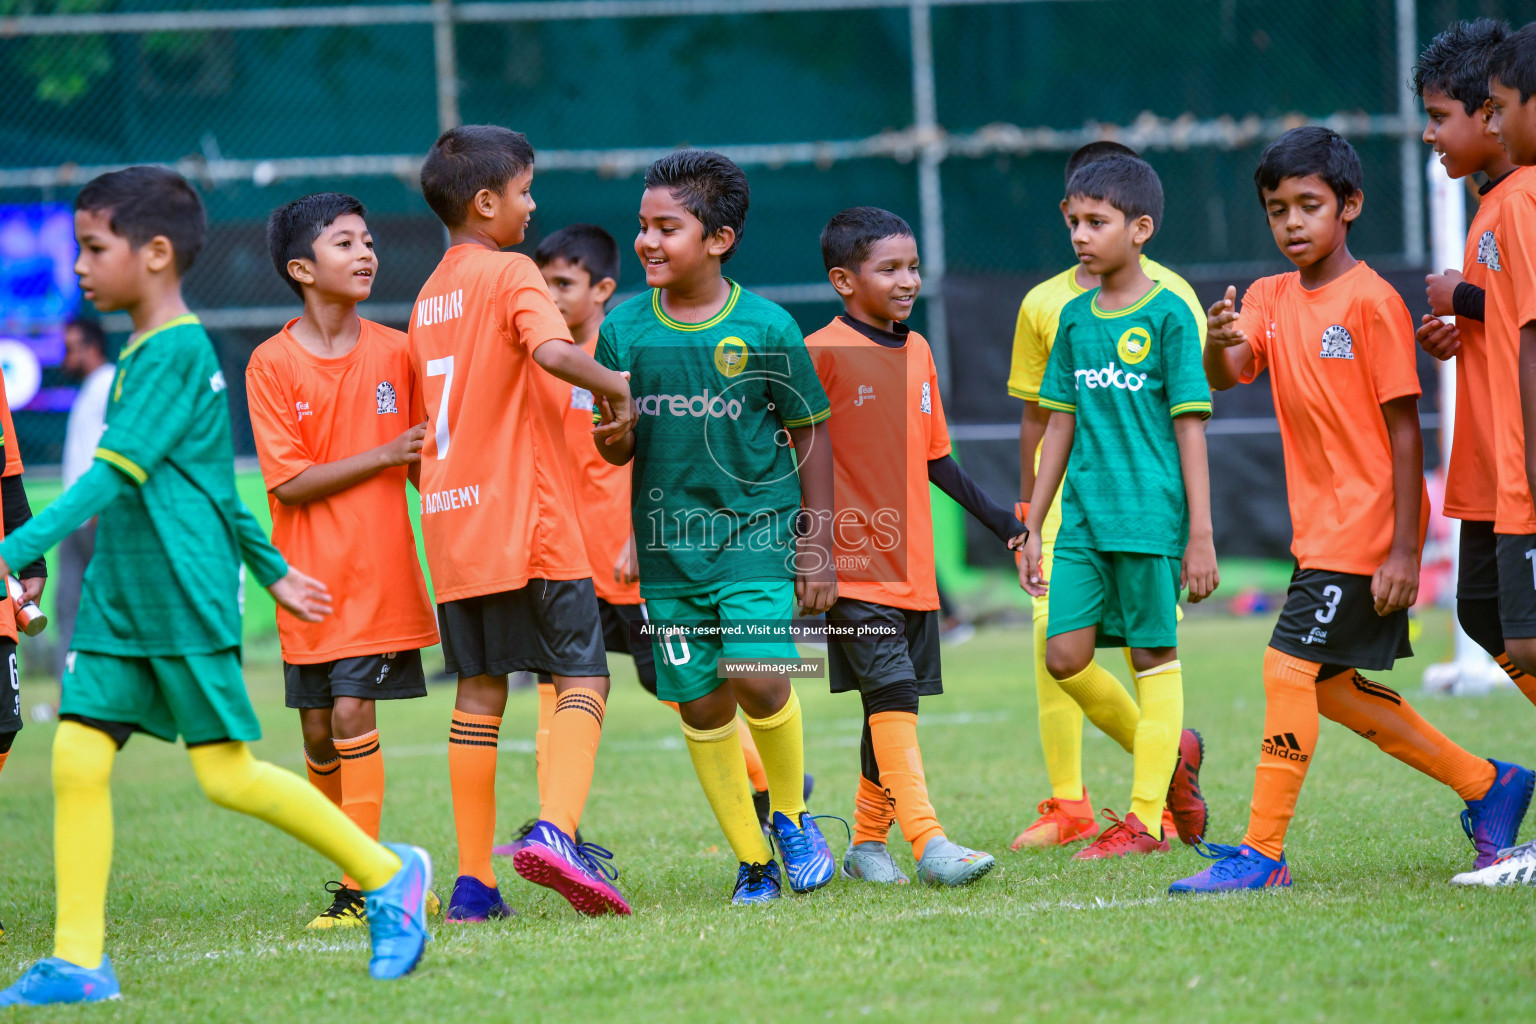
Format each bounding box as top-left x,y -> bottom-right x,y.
1066,156 -> 1164,236
265,192 -> 368,297
1253,126 -> 1363,211
420,124 -> 535,229
534,224 -> 620,286
1489,22 -> 1536,103
819,207 -> 915,272
1063,140 -> 1139,187
643,150 -> 750,263
66,317 -> 108,354
1414,18 -> 1510,114
74,165 -> 206,274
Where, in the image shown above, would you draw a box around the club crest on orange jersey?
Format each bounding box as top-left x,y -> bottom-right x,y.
376,380 -> 398,414
1116,326 -> 1153,365
1479,230 -> 1501,272
1319,325 -> 1354,360
714,336 -> 748,377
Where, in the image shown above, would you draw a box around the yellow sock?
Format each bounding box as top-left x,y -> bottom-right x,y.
1034,612 -> 1086,800
52,721 -> 117,968
187,742 -> 400,891
743,688 -> 807,819
1128,661 -> 1184,838
1053,660 -> 1139,754
682,719 -> 773,864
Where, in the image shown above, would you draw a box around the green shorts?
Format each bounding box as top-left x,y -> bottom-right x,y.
1046,548 -> 1181,649
645,580 -> 798,704
61,649 -> 260,746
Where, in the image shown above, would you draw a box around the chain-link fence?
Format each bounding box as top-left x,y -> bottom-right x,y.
0,0 -> 1526,563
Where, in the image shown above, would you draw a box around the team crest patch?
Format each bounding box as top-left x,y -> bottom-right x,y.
1116,326 -> 1153,365
571,386 -> 595,412
714,336 -> 748,377
1319,325 -> 1354,360
376,380 -> 398,414
1479,230 -> 1502,272
920,381 -> 932,414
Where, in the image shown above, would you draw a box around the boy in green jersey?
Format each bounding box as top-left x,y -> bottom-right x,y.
0,168 -> 430,1008
595,150 -> 839,904
1019,155 -> 1219,859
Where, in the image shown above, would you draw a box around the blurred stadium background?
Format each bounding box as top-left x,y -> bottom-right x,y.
0,0 -> 1524,592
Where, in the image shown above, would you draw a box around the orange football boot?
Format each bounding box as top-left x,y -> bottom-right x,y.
1011,789 -> 1100,850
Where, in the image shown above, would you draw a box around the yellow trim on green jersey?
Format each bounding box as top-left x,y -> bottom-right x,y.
650,280 -> 742,332
95,447 -> 147,485
1169,400 -> 1213,420
780,406 -> 831,429
1091,282 -> 1165,319
115,313 -> 202,400
1038,397 -> 1076,413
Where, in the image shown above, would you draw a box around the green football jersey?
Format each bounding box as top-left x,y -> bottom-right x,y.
1038,284 -> 1210,557
596,281 -> 830,598
66,315 -> 286,656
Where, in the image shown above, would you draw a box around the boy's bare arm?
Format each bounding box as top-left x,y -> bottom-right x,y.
1203,285 -> 1255,391
1375,395 -> 1423,616
1018,411 -> 1074,596
1019,400 -> 1049,504
1173,414 -> 1218,603
533,339 -> 636,443
271,422 -> 427,506
787,420 -> 836,616
1521,324 -> 1536,505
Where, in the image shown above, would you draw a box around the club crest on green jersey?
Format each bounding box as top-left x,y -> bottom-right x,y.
1117,326 -> 1153,365
714,336 -> 748,377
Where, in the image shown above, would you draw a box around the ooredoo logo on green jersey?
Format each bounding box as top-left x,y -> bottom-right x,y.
1075,363 -> 1149,392
637,388 -> 744,420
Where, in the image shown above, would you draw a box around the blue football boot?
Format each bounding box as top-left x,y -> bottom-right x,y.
364,843 -> 433,980
1462,759 -> 1535,869
0,956 -> 121,1006
1168,842 -> 1291,894
730,860 -> 783,905
768,811 -> 837,893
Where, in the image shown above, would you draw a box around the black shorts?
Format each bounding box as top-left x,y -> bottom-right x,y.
0,640 -> 18,736
1459,520 -> 1500,601
1268,567 -> 1411,671
826,599 -> 942,696
438,578 -> 608,679
1496,533 -> 1536,638
283,650 -> 428,709
599,599 -> 658,693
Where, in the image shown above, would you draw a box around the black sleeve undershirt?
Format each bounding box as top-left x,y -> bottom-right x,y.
926,455 -> 1025,543
1,474 -> 47,579
1453,281 -> 1486,322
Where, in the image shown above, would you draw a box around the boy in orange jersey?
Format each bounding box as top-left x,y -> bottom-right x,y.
493,224 -> 783,854
1412,19 -> 1536,699
1170,127 -> 1531,894
0,370 -> 46,785
808,207 -> 1022,886
410,125 -> 636,921
248,193 -> 441,929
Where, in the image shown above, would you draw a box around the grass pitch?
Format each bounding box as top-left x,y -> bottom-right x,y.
2,609 -> 1534,1022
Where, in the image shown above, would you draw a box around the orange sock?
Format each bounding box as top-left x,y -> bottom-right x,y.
665,701 -> 768,793
868,710 -> 943,860
543,688 -> 605,836
1495,653 -> 1536,707
535,681 -> 556,809
0,749 -> 8,777
303,748 -> 343,805
736,718 -> 769,793
333,730 -> 385,891
449,710 -> 500,887
852,773 -> 895,846
1241,648 -> 1320,860
1316,670 -> 1496,802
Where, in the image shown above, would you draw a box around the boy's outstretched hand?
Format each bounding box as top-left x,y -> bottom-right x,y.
269,567 -> 333,623
1017,533 -> 1047,597
1206,286 -> 1248,348
1415,314 -> 1461,360
1182,535 -> 1219,603
1372,549 -> 1419,616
